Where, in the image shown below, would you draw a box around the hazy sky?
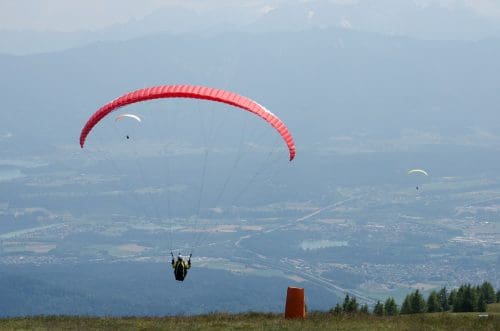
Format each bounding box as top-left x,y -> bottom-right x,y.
1,0 -> 500,32
0,0 -> 265,31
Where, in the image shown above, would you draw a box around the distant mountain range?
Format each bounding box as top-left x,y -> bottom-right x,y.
1,0 -> 500,55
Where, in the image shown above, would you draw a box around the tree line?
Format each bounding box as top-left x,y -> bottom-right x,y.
330,281 -> 499,315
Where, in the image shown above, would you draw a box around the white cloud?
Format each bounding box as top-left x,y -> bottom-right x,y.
413,0 -> 457,9
340,18 -> 353,29
260,5 -> 276,14
329,0 -> 360,4
414,0 -> 500,18
464,0 -> 500,19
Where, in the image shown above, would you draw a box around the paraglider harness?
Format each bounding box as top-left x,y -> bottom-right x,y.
171,252 -> 192,281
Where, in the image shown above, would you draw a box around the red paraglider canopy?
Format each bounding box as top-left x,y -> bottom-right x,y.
79,85 -> 296,161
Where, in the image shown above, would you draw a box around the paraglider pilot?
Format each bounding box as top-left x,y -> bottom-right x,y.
171,252 -> 191,281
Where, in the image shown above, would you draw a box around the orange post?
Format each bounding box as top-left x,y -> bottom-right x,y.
284,286 -> 306,319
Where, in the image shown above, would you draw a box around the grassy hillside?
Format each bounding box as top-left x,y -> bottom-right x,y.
1,311 -> 498,331
489,303 -> 500,314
